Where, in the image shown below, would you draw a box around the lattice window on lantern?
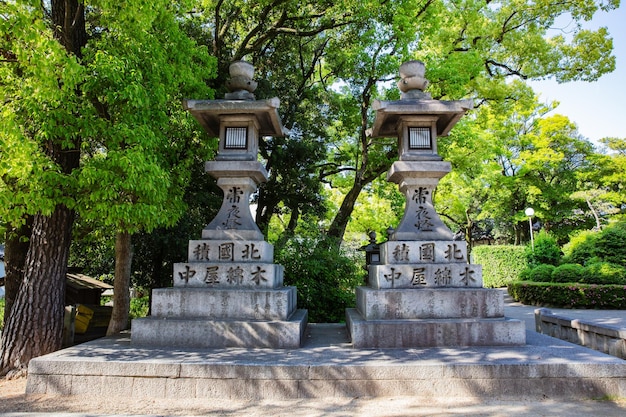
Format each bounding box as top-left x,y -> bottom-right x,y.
408,127 -> 432,150
224,127 -> 248,149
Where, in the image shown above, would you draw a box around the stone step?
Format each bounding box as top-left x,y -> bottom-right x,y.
149,286 -> 297,320
131,309 -> 307,349
356,287 -> 503,320
347,308 -> 526,348
26,325 -> 626,400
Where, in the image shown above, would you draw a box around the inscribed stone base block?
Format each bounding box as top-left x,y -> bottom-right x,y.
368,263 -> 482,289
187,240 -> 274,263
356,286 -> 503,320
346,308 -> 526,348
173,262 -> 283,289
132,309 -> 307,349
149,286 -> 297,321
379,240 -> 468,264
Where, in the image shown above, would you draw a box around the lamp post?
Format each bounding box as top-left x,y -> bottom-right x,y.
525,207 -> 535,251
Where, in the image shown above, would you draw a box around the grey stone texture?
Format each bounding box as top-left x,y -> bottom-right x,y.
202,175 -> 266,241
146,286 -> 297,320
368,263 -> 483,289
26,327 -> 626,400
187,239 -> 274,263
173,262 -> 284,289
132,309 -> 307,349
131,62 -> 306,349
347,61 -> 524,349
380,240 -> 468,264
386,161 -> 454,241
536,308 -> 626,359
356,287 -> 503,320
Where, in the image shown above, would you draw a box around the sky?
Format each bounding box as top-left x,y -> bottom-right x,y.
529,4 -> 626,145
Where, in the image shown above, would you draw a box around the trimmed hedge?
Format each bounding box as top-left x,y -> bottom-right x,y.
508,281 -> 626,309
472,245 -> 528,288
551,263 -> 585,283
520,264 -> 555,282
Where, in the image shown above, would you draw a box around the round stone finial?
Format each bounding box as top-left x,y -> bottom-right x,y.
226,60 -> 258,99
397,60 -> 429,95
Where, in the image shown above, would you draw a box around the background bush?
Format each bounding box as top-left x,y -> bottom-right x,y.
562,230 -> 598,265
525,231 -> 561,267
551,263 -> 584,283
275,236 -> 364,322
582,262 -> 626,285
472,245 -> 528,288
563,221 -> 626,267
508,281 -> 626,309
594,225 -> 626,266
520,264 -> 555,282
0,298 -> 4,330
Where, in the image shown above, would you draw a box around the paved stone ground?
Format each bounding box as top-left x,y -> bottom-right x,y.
1,373 -> 626,417
3,290 -> 626,416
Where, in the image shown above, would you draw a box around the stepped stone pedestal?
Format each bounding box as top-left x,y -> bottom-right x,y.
347,60 -> 525,348
132,61 -> 307,348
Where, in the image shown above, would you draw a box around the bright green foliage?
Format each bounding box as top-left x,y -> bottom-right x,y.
551,263 -> 585,283
520,264 -> 556,282
594,225 -> 626,267
471,245 -> 527,288
526,231 -> 562,267
582,262 -> 626,285
129,296 -> 150,321
563,221 -> 626,267
275,236 -> 365,323
437,80 -> 599,245
0,0 -> 216,235
200,0 -> 622,245
508,281 -> 626,309
562,230 -> 600,265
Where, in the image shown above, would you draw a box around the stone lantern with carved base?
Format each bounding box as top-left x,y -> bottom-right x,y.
346,61 -> 525,348
131,61 -> 307,348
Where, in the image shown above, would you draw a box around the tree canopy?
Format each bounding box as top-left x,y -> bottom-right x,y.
0,0 -> 623,374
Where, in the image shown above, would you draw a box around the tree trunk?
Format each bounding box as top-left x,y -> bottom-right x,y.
3,218 -> 33,323
0,0 -> 86,377
586,198 -> 602,230
0,208 -> 74,377
327,180 -> 365,241
465,209 -> 473,262
107,231 -> 132,336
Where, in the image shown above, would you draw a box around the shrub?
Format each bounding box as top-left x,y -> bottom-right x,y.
595,226 -> 626,267
526,231 -> 561,267
471,245 -> 527,288
563,221 -> 626,267
508,281 -> 626,309
551,263 -> 584,283
563,230 -> 598,265
275,236 -> 364,323
0,298 -> 4,330
582,262 -> 626,285
523,264 -> 555,282
129,296 -> 149,320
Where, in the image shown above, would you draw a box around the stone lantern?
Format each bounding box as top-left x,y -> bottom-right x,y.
132,61 -> 307,349
182,61 -> 286,241
346,60 -> 525,348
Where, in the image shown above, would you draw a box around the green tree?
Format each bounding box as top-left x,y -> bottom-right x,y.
321,0 -> 617,244
0,0 -> 214,375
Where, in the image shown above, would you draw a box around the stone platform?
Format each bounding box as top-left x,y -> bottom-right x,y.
27,325 -> 626,400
